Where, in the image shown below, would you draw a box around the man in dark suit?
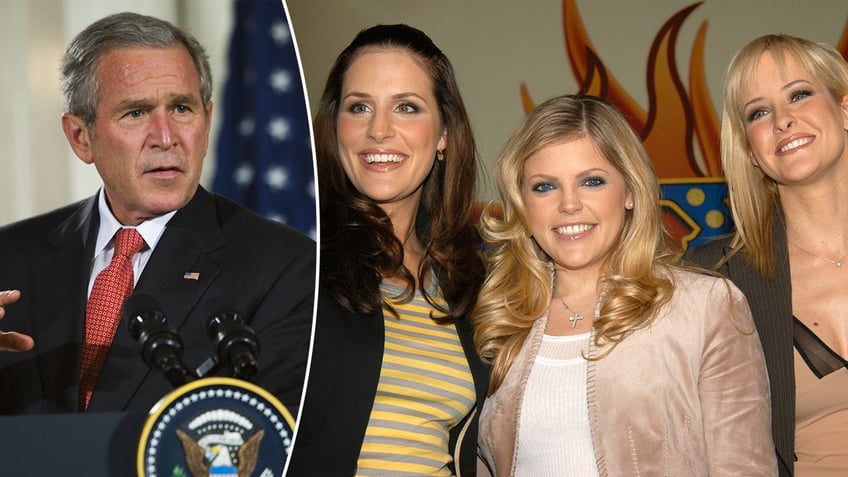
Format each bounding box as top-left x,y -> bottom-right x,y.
0,12 -> 315,418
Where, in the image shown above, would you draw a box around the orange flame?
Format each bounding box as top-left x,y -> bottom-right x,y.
520,0 -> 848,180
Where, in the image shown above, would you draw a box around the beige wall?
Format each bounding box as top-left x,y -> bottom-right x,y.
287,0 -> 848,199
4,1 -> 847,223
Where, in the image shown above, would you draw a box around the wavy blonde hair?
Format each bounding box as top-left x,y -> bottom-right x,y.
473,95 -> 677,393
720,34 -> 848,277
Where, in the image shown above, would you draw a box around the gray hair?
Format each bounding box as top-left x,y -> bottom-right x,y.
60,11 -> 213,126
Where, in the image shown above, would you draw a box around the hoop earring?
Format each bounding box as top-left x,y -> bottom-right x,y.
436,150 -> 445,162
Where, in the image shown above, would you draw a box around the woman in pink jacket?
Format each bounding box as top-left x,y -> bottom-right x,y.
473,94 -> 775,476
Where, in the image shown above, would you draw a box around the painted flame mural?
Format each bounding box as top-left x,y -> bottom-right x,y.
520,0 -> 848,252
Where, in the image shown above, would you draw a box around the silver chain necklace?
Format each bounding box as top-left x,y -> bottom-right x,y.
789,240 -> 848,267
559,298 -> 583,328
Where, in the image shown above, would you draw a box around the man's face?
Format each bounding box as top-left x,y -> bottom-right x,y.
63,45 -> 212,225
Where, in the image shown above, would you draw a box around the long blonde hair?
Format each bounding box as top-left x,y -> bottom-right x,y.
721,34 -> 848,277
473,95 -> 675,394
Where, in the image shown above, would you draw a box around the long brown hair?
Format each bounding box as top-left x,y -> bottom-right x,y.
316,24 -> 484,319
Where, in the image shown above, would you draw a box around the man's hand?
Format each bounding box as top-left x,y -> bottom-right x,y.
0,290 -> 34,352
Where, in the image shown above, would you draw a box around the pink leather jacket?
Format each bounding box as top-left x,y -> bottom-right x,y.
478,269 -> 777,476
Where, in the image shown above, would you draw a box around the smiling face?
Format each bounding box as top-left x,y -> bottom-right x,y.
336,48 -> 447,218
740,51 -> 848,187
62,45 -> 212,226
522,137 -> 632,276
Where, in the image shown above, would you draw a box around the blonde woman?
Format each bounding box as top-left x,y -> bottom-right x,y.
686,34 -> 848,476
474,95 -> 775,476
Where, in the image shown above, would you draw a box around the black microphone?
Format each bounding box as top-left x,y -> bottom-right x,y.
124,292 -> 195,387
206,304 -> 260,381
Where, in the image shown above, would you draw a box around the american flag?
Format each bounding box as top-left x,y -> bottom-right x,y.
212,0 -> 316,239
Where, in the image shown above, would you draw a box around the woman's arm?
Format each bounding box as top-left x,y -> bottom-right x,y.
699,279 -> 777,475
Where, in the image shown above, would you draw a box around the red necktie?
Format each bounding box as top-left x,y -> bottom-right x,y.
79,228 -> 145,411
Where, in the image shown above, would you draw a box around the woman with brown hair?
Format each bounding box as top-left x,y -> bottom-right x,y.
287,24 -> 487,476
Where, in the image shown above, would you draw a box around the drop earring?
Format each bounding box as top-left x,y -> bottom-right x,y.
436,150 -> 445,162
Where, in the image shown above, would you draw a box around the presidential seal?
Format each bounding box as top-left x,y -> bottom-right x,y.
137,377 -> 295,477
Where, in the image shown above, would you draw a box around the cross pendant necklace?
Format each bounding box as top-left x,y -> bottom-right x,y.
559,298 -> 583,328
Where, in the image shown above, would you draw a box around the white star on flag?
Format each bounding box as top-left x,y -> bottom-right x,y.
270,21 -> 290,44
233,163 -> 254,188
238,117 -> 255,136
212,1 -> 315,238
266,211 -> 287,224
267,117 -> 291,142
269,69 -> 293,93
264,165 -> 290,190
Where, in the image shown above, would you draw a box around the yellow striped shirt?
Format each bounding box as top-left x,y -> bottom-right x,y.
355,283 -> 475,476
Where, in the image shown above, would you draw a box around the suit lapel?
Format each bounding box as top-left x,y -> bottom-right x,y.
89,188 -> 224,411
724,218 -> 795,471
724,220 -> 794,362
455,316 -> 488,405
306,290 -> 384,472
30,196 -> 98,411
134,187 -> 224,331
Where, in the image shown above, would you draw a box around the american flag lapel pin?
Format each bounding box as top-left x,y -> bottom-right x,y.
183,271 -> 200,280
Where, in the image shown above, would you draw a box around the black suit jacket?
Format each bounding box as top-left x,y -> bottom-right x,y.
684,222 -> 794,477
286,287 -> 489,477
0,187 -> 315,418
